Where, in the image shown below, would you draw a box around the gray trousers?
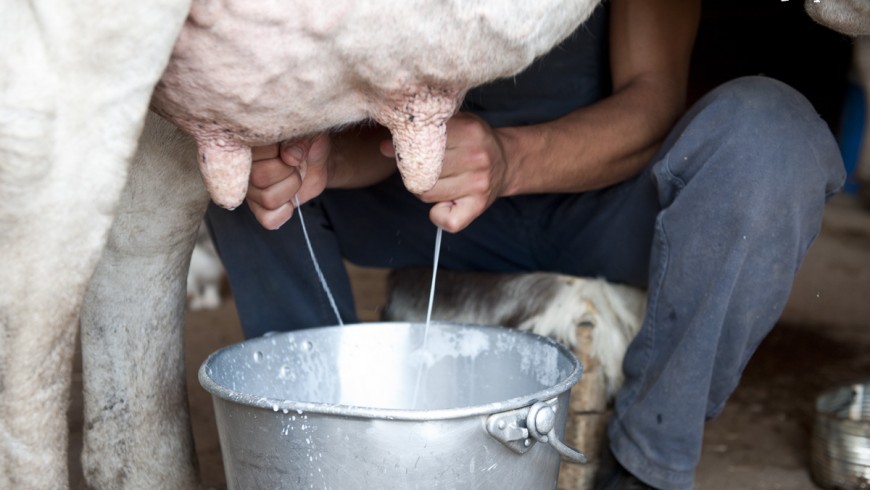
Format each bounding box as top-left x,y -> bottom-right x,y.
206,77 -> 845,489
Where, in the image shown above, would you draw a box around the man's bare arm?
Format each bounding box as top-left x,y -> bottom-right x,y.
498,0 -> 701,196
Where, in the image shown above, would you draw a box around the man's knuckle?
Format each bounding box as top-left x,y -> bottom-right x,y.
261,193 -> 284,210
464,147 -> 481,164
468,174 -> 487,194
250,173 -> 269,188
446,216 -> 465,233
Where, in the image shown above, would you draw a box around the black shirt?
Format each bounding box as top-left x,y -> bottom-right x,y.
462,2 -> 611,128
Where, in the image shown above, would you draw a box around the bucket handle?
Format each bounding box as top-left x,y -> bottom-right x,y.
485,399 -> 588,464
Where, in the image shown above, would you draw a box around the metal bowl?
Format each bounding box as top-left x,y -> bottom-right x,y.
199,322 -> 585,489
811,382 -> 870,489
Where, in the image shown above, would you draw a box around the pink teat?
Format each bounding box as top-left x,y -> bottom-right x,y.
195,138 -> 251,210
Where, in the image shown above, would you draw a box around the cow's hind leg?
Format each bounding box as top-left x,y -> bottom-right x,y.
80,113 -> 209,489
0,191 -> 105,490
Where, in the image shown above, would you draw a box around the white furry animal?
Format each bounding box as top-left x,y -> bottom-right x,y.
186,222 -> 225,311
0,1 -> 602,488
383,269 -> 647,400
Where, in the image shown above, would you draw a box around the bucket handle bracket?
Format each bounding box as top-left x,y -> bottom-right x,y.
486,399 -> 588,464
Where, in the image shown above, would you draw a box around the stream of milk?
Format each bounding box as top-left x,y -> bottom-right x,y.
296,195 -> 443,409
411,226 -> 443,408
294,196 -> 343,325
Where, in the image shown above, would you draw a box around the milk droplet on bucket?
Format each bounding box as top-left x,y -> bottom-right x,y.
300,340 -> 313,352
253,351 -> 264,363
278,365 -> 296,380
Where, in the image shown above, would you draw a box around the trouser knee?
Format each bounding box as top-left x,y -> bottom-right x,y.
656,76 -> 845,212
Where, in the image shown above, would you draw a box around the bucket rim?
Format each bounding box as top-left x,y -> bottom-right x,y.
815,381 -> 870,422
198,321 -> 583,421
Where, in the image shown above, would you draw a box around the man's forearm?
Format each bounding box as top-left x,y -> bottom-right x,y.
499,75 -> 686,196
499,0 -> 699,197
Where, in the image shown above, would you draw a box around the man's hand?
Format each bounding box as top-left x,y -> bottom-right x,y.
383,112 -> 511,233
246,134 -> 330,230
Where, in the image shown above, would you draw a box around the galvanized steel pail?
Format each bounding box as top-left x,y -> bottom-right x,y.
199,322 -> 585,489
811,382 -> 870,489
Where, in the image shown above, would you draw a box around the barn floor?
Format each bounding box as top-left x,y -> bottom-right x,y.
67,194 -> 870,489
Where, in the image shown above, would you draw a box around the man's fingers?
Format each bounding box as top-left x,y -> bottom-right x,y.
249,157 -> 297,189
418,171 -> 487,204
281,133 -> 330,167
280,141 -> 306,165
248,133 -> 331,231
306,133 -> 331,167
295,163 -> 329,206
428,197 -> 485,233
247,170 -> 302,210
247,198 -> 295,231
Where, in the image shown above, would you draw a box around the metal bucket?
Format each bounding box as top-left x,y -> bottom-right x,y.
199,322 -> 585,489
811,382 -> 870,489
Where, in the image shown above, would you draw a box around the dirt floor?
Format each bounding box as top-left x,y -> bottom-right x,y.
68,195 -> 870,489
